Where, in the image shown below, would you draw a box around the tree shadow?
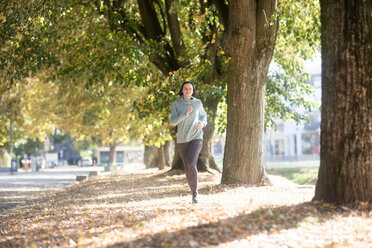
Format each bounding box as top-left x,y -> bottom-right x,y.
0,173 -> 79,212
0,169 -> 250,246
0,187 -> 61,213
106,202 -> 361,248
0,169 -> 260,216
1,168 -> 368,248
0,212 -> 161,248
13,170 -> 223,209
0,191 -> 38,212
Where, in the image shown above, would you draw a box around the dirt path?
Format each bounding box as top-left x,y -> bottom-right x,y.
0,167 -> 370,247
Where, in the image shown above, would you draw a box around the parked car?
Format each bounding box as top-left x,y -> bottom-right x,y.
80,157 -> 93,166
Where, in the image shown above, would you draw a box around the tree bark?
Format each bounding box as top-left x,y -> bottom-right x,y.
164,140 -> 171,167
108,143 -> 116,169
221,0 -> 278,184
313,0 -> 372,203
143,145 -> 153,167
158,145 -> 165,170
147,145 -> 158,168
198,96 -> 221,172
148,145 -> 167,169
165,0 -> 186,64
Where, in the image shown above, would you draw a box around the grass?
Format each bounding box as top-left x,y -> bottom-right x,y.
264,160 -> 320,170
266,168 -> 318,185
264,160 -> 319,185
216,159 -> 320,185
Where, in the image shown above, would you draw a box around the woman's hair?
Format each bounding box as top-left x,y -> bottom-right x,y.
178,81 -> 196,96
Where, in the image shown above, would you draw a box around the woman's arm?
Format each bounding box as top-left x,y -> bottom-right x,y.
198,103 -> 207,127
170,101 -> 188,126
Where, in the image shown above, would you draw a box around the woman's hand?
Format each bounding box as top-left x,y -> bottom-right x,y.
195,122 -> 204,130
185,106 -> 193,116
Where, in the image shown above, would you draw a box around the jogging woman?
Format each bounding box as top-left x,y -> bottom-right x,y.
170,81 -> 207,203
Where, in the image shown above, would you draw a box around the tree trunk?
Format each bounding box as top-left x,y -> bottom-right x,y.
149,145 -> 167,169
221,0 -> 278,184
148,145 -> 158,168
171,97 -> 220,172
143,145 -> 153,167
198,96 -> 221,172
107,143 -> 116,170
158,145 -> 165,170
164,140 -> 171,167
313,0 -> 372,203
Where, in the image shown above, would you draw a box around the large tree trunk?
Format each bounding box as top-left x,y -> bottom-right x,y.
171,97 -> 220,172
221,0 -> 278,184
313,0 -> 372,203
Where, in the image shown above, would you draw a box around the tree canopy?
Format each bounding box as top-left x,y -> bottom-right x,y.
1,0 -> 320,174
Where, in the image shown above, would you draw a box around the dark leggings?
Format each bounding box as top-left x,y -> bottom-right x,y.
178,139 -> 203,192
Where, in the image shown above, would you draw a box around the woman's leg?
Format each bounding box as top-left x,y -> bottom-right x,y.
186,139 -> 203,193
177,139 -> 203,195
178,142 -> 194,191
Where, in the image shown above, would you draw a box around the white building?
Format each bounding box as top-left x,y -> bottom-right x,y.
95,146 -> 144,166
264,57 -> 321,161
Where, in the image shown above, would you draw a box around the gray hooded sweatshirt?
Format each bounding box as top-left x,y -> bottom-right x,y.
170,96 -> 207,143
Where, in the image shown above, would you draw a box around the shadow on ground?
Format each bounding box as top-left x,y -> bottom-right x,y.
106,202 -> 359,248
16,169 -> 227,209
0,168 -> 369,248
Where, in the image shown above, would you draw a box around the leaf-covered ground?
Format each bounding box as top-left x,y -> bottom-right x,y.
0,166 -> 371,248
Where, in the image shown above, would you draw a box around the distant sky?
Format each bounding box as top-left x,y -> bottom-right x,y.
304,53 -> 321,75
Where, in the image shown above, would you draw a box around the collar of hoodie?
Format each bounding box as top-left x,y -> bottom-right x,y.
179,96 -> 195,102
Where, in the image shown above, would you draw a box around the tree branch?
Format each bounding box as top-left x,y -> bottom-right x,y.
256,0 -> 279,61
137,0 -> 164,40
154,0 -> 167,37
136,0 -> 180,71
165,0 -> 186,63
152,57 -> 171,75
98,0 -> 180,75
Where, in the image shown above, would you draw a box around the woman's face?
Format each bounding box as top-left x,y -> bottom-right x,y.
182,83 -> 193,98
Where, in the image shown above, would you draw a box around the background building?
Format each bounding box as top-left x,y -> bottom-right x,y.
95,146 -> 144,166
263,58 -> 321,162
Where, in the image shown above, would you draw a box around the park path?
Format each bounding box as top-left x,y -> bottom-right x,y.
0,163 -> 298,213
0,166 -> 106,212
1,165 -> 369,248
